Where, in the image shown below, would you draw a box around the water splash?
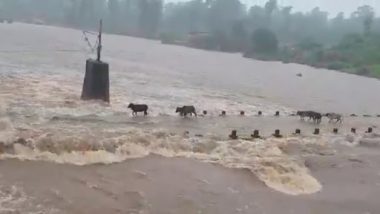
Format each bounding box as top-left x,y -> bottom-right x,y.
0,122 -> 323,195
0,184 -> 60,213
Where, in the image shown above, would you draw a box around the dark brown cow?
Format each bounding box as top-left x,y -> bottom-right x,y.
128,103 -> 148,116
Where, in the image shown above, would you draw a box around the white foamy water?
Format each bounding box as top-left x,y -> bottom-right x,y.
1,23 -> 380,198
0,184 -> 61,213
0,121 -> 324,195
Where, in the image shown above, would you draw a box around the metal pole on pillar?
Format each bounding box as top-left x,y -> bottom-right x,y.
81,19 -> 110,103
97,19 -> 102,62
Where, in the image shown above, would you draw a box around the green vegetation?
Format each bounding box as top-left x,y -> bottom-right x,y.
244,28 -> 279,60
1,0 -> 380,78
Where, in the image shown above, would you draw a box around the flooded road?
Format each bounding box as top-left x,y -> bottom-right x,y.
1,23 -> 380,213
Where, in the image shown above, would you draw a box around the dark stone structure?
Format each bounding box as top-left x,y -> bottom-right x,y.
229,130 -> 238,139
81,59 -> 110,102
251,130 -> 261,139
313,128 -> 320,135
273,129 -> 282,138
367,127 -> 373,133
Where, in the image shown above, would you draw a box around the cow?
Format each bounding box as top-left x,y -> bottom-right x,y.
297,111 -> 322,123
128,103 -> 148,116
311,112 -> 322,123
176,106 -> 197,117
325,113 -> 343,123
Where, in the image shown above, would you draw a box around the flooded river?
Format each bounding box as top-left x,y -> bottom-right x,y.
1,23 -> 380,213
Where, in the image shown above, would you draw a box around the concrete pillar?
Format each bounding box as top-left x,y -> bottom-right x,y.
229,130 -> 238,139
81,59 -> 110,102
313,128 -> 320,135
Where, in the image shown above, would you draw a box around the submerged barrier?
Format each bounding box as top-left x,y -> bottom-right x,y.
313,128 -> 320,135
172,110 -> 380,118
121,103 -> 380,118
367,127 -> 373,133
226,127 -> 376,140
295,129 -> 301,135
229,130 -> 238,139
273,129 -> 283,138
251,130 -> 261,139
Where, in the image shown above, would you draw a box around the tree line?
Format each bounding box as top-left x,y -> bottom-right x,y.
0,0 -> 377,41
1,0 -> 380,78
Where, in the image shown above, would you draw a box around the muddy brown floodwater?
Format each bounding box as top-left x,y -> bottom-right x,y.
1,23 -> 380,213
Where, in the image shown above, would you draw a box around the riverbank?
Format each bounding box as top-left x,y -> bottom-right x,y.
243,52 -> 380,80
160,31 -> 380,80
243,53 -> 380,80
242,33 -> 380,80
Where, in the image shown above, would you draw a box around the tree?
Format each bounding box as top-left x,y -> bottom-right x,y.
119,0 -> 139,33
264,0 -> 277,24
138,0 -> 163,38
276,6 -> 292,40
64,0 -> 81,26
352,5 -> 375,36
230,19 -> 247,51
251,28 -> 278,54
308,7 -> 329,42
207,0 -> 244,32
248,5 -> 266,28
108,0 -> 120,19
281,6 -> 292,26
107,0 -> 120,32
265,0 -> 277,16
163,0 -> 207,35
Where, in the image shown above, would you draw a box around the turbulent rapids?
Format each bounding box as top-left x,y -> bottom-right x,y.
1,24 -> 380,214
1,96 -> 380,196
1,108 -> 328,196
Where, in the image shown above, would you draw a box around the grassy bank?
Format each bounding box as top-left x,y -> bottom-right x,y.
248,33 -> 380,79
